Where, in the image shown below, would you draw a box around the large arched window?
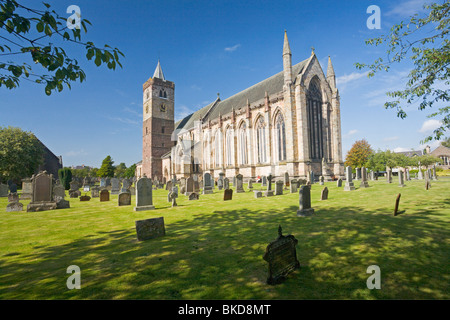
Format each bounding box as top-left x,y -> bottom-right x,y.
275,113 -> 286,162
238,122 -> 248,165
225,127 -> 234,166
214,130 -> 223,167
256,117 -> 267,163
203,132 -> 211,170
307,79 -> 324,160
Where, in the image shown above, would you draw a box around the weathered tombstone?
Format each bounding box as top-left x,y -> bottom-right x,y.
223,189 -> 233,201
254,190 -> 263,198
100,189 -> 110,202
262,176 -> 267,187
185,176 -> 194,196
122,178 -> 132,191
9,182 -> 17,193
418,163 -> 423,179
263,225 -> 300,285
110,178 -> 121,195
337,177 -> 343,187
135,217 -> 165,241
21,178 -> 32,199
319,176 -> 324,185
100,178 -> 106,187
6,192 -> 23,212
370,170 -> 375,181
53,182 -> 70,209
235,174 -> 245,193
165,180 -> 173,191
355,168 -> 361,181
310,171 -> 315,184
218,172 -> 225,190
320,187 -> 328,201
91,186 -> 100,198
297,185 -> 315,216
290,179 -> 298,193
284,172 -> 290,188
344,166 -> 355,191
26,172 -> 57,212
134,177 -> 155,211
202,173 -> 213,194
265,174 -> 274,197
398,170 -> 406,187
359,167 -> 370,188
432,165 -> 437,180
275,180 -> 284,195
386,167 -> 392,183
0,183 -> 9,197
394,193 -> 402,216
194,181 -> 200,193
425,170 -> 431,190
69,181 -> 78,192
223,178 -> 230,190
80,195 -> 91,201
118,191 -> 131,206
188,192 -> 199,200
406,169 -> 411,181
248,179 -> 253,190
69,190 -> 81,198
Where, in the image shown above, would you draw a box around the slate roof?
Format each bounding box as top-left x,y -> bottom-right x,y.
175,58 -> 309,131
395,150 -> 423,157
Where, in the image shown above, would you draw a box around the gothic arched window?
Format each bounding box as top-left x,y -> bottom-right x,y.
307,79 -> 324,160
275,113 -> 286,161
238,122 -> 248,165
225,127 -> 234,166
256,117 -> 267,163
214,130 -> 223,167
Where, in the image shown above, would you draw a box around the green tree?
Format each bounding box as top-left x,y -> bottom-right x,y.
97,155 -> 114,178
0,0 -> 124,95
345,139 -> 373,168
114,162 -> 127,178
356,1 -> 450,143
0,126 -> 44,181
58,167 -> 72,190
124,163 -> 136,179
417,154 -> 442,169
441,137 -> 450,147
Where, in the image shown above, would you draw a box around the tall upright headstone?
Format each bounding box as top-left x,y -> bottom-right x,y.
100,189 -> 110,202
320,187 -> 328,201
398,170 -> 406,187
319,176 -> 324,185
337,177 -> 343,187
185,176 -> 194,196
235,174 -> 245,193
0,183 -> 8,197
290,179 -> 298,193
386,167 -> 392,183
223,177 -> 230,190
275,180 -> 284,195
297,186 -> 315,216
265,174 -> 274,197
359,167 -> 369,188
110,178 -> 121,195
202,173 -> 213,194
53,182 -> 70,209
27,171 -> 57,212
355,168 -> 361,181
218,172 -> 225,190
134,176 -> 155,211
344,166 -> 355,191
284,172 -> 290,188
21,178 -> 32,200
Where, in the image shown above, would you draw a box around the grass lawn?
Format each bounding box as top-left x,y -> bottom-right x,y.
0,178 -> 449,300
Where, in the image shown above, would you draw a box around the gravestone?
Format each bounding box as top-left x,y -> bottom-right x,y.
168,186 -> 178,207
297,185 -> 315,216
122,179 -> 132,191
91,186 -> 100,198
223,178 -> 230,190
80,195 -> 91,201
194,181 -> 200,193
69,181 -> 78,192
69,190 -> 81,198
6,192 -> 23,212
248,179 -> 253,190
21,178 -> 32,200
166,180 -> 173,191
344,166 -> 355,191
118,191 -> 131,206
432,165 -> 437,180
275,180 -> 283,195
398,170 -> 406,187
53,182 -> 70,209
135,217 -> 165,241
355,168 -> 361,181
202,173 -> 213,194
9,182 -> 17,193
319,176 -> 324,185
262,176 -> 267,187
394,193 -> 402,216
418,165 -> 423,180
310,171 -> 315,184
218,172 -> 225,190
185,176 -> 194,196
265,174 -> 274,197
284,172 -> 290,188
370,171 -> 375,181
235,174 -> 245,193
188,192 -> 199,200
111,178 -> 121,195
100,189 -> 110,202
0,183 -> 8,197
337,177 -> 343,187
386,168 -> 392,183
406,169 -> 410,181
223,189 -> 233,201
359,167 -> 369,188
100,178 -> 106,187
254,190 -> 263,198
134,177 -> 155,211
263,225 -> 300,285
320,187 -> 328,201
290,179 -> 298,193
425,170 -> 431,190
27,171 -> 57,212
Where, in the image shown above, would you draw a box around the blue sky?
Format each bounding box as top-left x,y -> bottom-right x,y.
0,0 -> 445,167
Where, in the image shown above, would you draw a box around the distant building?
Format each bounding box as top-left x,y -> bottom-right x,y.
70,165 -> 93,170
430,144 -> 450,169
395,150 -> 423,158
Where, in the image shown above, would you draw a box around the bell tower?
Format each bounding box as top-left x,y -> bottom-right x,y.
142,60 -> 175,180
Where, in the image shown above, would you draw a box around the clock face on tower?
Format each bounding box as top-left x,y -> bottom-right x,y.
160,103 -> 166,112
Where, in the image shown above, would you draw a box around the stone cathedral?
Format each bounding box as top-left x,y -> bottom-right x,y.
140,31 -> 344,182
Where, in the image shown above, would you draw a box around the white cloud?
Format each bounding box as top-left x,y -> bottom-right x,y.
393,147 -> 411,152
343,129 -> 358,138
419,119 -> 442,133
224,44 -> 241,52
336,71 -> 369,85
386,0 -> 427,17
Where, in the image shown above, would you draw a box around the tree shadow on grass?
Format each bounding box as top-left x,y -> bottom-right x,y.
0,202 -> 448,300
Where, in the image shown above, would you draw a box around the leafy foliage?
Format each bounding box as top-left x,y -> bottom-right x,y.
97,155 -> 115,178
58,167 -> 72,190
0,126 -> 44,181
355,1 -> 450,143
0,0 -> 124,95
345,139 -> 373,168
124,163 -> 136,179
